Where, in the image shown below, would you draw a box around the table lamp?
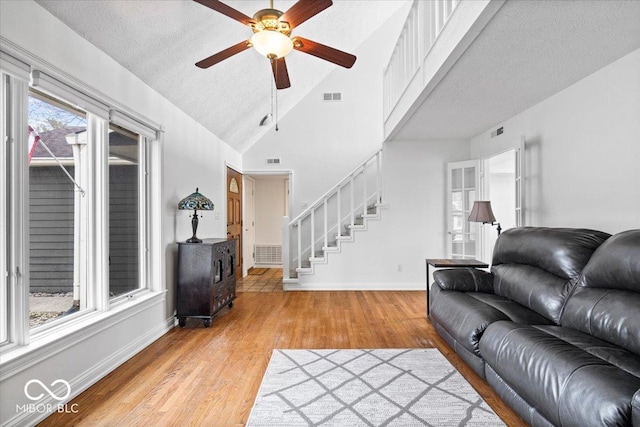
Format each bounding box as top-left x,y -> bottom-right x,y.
178,188 -> 214,243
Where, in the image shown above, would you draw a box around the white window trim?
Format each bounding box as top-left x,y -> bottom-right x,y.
0,45 -> 165,358
0,50 -> 30,80
0,74 -> 7,345
31,70 -> 109,119
8,72 -> 30,347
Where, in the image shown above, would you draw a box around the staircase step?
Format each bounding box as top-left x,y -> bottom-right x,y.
335,234 -> 352,241
309,256 -> 325,263
322,245 -> 340,252
295,267 -> 313,275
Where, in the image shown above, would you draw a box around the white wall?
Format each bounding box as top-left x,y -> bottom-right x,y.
242,2 -> 412,219
0,1 -> 241,425
294,139 -> 470,289
470,48 -> 640,234
254,177 -> 287,245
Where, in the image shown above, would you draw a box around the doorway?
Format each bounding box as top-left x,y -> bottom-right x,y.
481,149 -> 517,260
446,140 -> 524,263
243,173 -> 290,277
227,167 -> 243,280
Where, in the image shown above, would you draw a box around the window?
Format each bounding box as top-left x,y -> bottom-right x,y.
1,52 -> 160,350
1,73 -> 10,344
28,91 -> 87,329
108,123 -> 142,299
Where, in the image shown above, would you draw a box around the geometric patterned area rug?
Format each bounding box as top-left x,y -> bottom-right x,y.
247,349 -> 505,426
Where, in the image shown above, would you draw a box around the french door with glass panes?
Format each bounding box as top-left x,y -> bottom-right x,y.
447,160 -> 480,259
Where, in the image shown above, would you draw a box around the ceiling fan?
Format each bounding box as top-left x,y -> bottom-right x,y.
194,0 -> 357,90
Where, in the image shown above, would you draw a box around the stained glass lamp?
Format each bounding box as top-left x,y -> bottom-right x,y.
178,188 -> 214,243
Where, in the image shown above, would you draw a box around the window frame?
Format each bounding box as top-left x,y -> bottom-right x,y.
107,124 -> 148,303
0,48 -> 163,354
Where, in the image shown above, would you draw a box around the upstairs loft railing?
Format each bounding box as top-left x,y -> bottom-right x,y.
383,0 -> 460,120
282,149 -> 383,280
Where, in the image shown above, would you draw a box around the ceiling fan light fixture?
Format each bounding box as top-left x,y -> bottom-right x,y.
251,30 -> 293,59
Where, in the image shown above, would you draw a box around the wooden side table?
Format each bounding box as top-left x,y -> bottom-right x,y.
425,258 -> 489,318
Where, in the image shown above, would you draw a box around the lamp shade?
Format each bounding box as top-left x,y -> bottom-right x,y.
251,30 -> 293,59
468,201 -> 496,223
178,188 -> 214,211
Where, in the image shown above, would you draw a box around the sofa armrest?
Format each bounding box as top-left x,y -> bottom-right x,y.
633,389 -> 640,426
433,268 -> 494,293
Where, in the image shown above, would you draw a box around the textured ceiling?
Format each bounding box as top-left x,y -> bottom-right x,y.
34,0 -> 640,149
36,0 -> 407,152
392,0 -> 640,141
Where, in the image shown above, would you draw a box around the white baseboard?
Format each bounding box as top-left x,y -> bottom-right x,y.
3,316 -> 174,427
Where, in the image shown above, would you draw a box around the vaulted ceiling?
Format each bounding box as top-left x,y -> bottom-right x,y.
36,0 -> 408,152
34,0 -> 640,153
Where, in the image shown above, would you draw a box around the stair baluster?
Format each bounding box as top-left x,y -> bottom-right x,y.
284,149 -> 385,284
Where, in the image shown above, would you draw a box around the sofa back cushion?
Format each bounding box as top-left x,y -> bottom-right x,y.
561,229 -> 640,355
491,227 -> 610,324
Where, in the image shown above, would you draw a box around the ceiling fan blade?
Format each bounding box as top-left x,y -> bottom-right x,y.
193,0 -> 255,26
271,57 -> 291,90
195,40 -> 251,68
292,37 -> 356,68
281,0 -> 332,29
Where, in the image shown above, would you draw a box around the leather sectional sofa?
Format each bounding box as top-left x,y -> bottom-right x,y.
429,227 -> 640,427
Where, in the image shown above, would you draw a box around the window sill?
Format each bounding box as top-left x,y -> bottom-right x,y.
0,289 -> 167,380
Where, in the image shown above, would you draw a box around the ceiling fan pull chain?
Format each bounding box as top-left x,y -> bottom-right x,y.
274,58 -> 279,131
270,57 -> 278,132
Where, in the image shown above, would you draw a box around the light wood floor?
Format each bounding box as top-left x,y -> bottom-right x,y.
39,270 -> 526,426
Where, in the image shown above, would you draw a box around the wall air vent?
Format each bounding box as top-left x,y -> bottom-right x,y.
323,92 -> 342,101
255,245 -> 282,265
490,126 -> 504,138
266,158 -> 281,164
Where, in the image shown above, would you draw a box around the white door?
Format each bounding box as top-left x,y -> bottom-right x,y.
243,176 -> 256,275
447,160 -> 480,259
515,137 -> 525,227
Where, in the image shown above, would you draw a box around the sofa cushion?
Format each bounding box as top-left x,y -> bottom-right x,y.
430,284 -> 552,357
433,268 -> 493,293
468,293 -> 555,326
480,321 -> 640,427
561,229 -> 640,355
491,227 -> 610,323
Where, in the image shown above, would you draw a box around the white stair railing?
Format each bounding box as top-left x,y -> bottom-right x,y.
383,0 -> 460,120
283,149 -> 384,280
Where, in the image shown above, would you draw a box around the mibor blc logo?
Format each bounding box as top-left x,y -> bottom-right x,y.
16,379 -> 79,415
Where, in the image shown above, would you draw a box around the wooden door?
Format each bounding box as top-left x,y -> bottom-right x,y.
227,167 -> 242,279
